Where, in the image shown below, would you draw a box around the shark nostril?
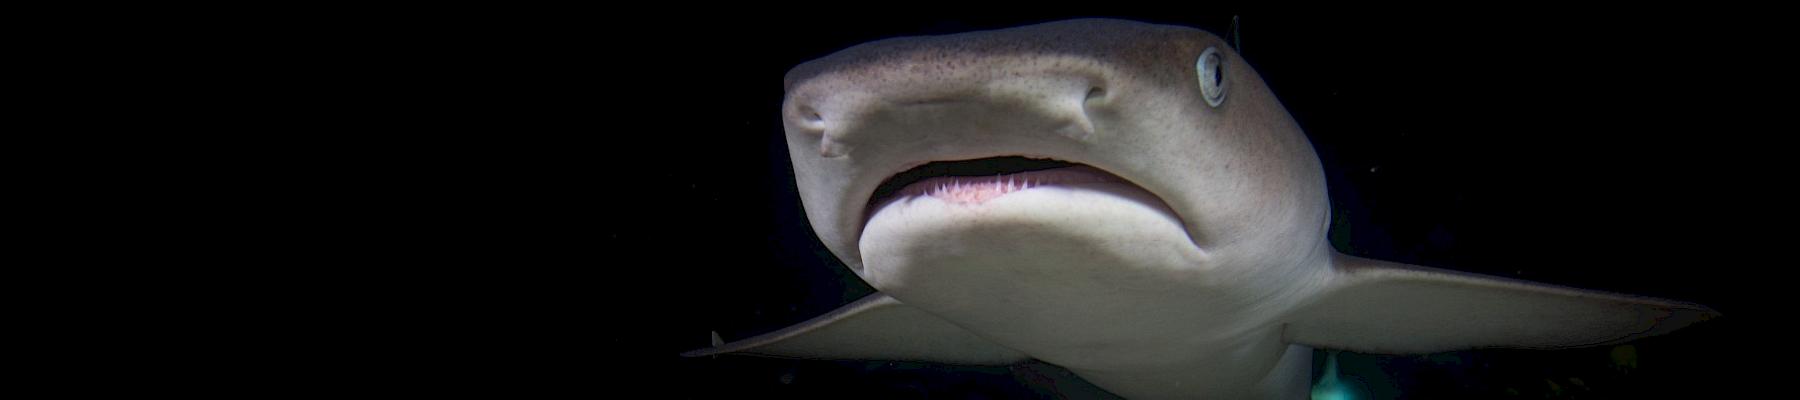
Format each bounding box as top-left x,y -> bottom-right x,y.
795,107 -> 827,133
1059,86 -> 1104,140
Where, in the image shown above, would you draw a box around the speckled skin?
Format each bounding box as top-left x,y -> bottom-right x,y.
693,19 -> 1716,399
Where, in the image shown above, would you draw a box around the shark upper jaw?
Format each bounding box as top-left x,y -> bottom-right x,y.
864,156 -> 1110,213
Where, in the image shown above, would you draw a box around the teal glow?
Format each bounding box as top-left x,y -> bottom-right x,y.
1312,387 -> 1356,400
1312,351 -> 1364,400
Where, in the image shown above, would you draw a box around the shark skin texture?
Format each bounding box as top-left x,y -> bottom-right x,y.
682,19 -> 1718,399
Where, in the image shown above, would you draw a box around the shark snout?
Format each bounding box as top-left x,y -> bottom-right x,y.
784,58 -> 1119,158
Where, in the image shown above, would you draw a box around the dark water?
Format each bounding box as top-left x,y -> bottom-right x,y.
591,10 -> 1760,399
267,6 -> 1779,398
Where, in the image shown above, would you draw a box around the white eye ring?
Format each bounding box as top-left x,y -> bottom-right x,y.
1196,47 -> 1226,107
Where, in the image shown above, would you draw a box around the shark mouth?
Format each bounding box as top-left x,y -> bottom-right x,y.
857,155 -> 1201,254
866,156 -> 1132,216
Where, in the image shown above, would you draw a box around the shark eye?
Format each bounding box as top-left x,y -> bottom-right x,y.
1196,47 -> 1226,107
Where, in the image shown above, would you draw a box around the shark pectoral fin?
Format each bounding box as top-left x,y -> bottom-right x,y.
681,292 -> 1029,365
1284,255 -> 1719,354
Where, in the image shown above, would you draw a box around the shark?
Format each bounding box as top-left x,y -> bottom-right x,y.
682,18 -> 1717,399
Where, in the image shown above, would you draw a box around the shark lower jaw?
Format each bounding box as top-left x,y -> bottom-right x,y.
855,158 -> 1216,353
850,155 -> 1206,284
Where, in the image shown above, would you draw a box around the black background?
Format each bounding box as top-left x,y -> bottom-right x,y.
371,7 -> 1773,399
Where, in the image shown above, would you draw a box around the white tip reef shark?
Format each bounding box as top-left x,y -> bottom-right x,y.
683,18 -> 1717,399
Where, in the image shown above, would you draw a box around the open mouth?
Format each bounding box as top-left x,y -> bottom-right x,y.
856,155 -> 1201,252
866,156 -> 1130,215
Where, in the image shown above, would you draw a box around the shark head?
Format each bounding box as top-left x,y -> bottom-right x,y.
695,18 -> 1717,400
783,18 -> 1330,308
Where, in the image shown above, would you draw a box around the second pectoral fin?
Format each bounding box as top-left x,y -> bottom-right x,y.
1284,255 -> 1718,354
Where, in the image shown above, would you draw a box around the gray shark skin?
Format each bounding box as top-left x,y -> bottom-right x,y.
682,19 -> 1717,399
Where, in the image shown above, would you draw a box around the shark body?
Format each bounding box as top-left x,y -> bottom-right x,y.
684,19 -> 1716,399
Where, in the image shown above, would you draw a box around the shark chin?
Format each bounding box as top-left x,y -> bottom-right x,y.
857,165 -> 1217,352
